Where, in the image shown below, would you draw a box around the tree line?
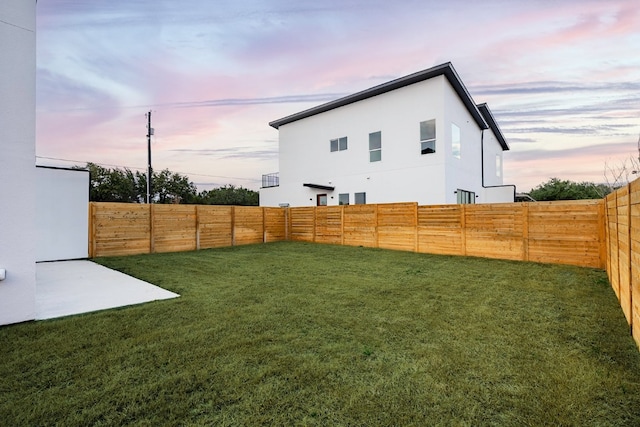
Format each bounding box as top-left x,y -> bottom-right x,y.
528,177 -> 612,201
81,163 -> 621,205
80,163 -> 258,206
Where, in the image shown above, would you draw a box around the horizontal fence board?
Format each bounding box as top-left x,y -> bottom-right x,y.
89,203 -> 283,256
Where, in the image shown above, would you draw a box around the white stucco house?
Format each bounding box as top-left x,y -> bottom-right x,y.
0,0 -> 37,325
260,62 -> 514,207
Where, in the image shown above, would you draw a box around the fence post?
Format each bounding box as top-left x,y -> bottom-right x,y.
231,206 -> 236,247
627,184 -> 633,336
262,207 -> 267,243
375,204 -> 379,248
461,204 -> 467,256
599,200 -> 607,270
195,205 -> 201,251
522,203 -> 529,262
340,205 -> 345,246
285,207 -> 290,241
414,203 -> 419,253
149,204 -> 155,254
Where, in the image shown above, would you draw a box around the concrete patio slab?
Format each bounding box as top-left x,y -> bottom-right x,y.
36,260 -> 179,320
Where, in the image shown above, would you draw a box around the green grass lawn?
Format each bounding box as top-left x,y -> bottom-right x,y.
2,242 -> 640,426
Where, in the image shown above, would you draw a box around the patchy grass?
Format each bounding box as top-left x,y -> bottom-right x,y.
1,242 -> 640,426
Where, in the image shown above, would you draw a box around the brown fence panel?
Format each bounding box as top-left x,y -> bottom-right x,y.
376,203 -> 417,251
417,205 -> 464,255
528,200 -> 603,268
630,180 -> 640,344
289,207 -> 315,241
264,207 -> 287,243
234,206 -> 264,246
616,187 -> 632,324
315,206 -> 343,244
197,205 -> 233,249
152,205 -> 197,253
465,204 -> 524,261
606,193 -> 620,299
90,202 -> 150,257
343,204 -> 377,247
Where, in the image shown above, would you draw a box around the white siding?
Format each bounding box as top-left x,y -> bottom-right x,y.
262,76 -> 450,206
36,168 -> 90,262
442,79 -> 484,203
260,71 -> 513,207
0,0 -> 36,325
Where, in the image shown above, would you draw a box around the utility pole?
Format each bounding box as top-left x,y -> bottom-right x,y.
146,111 -> 153,204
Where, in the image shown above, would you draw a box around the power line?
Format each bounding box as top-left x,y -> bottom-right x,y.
0,19 -> 34,33
34,155 -> 259,182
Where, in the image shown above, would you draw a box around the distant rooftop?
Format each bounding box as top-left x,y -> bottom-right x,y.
270,63 -> 508,151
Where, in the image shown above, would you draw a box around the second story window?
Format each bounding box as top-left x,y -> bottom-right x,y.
420,119 -> 436,154
369,131 -> 381,162
451,123 -> 460,159
330,136 -> 348,152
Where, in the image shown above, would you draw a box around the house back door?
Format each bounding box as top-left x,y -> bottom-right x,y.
317,194 -> 327,206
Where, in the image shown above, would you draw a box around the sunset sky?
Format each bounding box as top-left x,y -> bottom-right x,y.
35,0 -> 640,192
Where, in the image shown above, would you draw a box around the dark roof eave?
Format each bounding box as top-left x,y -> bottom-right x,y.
477,103 -> 509,151
269,62 -> 488,130
303,183 -> 335,191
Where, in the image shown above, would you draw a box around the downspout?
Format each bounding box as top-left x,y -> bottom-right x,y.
481,129 -> 516,202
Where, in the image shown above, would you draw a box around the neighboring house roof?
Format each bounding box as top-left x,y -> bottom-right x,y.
269,62 -> 489,131
477,103 -> 509,150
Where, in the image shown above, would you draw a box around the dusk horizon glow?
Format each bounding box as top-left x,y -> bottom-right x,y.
35,0 -> 640,193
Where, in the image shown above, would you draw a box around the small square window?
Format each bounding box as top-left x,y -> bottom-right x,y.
331,136 -> 348,152
421,141 -> 435,154
355,192 -> 366,204
339,193 -> 349,205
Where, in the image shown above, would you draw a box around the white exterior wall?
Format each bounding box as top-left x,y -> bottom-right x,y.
442,81 -> 484,204
0,1 -> 37,325
481,128 -> 513,203
262,77 -> 453,207
36,168 -> 90,262
261,74 -> 513,207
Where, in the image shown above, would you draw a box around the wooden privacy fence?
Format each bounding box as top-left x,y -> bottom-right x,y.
90,190 -> 640,348
605,178 -> 640,347
89,203 -> 286,257
288,200 -> 605,268
90,199 -> 605,269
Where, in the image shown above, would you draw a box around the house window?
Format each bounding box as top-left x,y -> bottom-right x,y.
369,131 -> 381,162
317,194 -> 327,206
456,189 -> 475,204
355,192 -> 366,204
330,136 -> 347,152
339,193 -> 349,205
330,136 -> 348,152
496,154 -> 502,178
420,119 -> 436,154
451,123 -> 460,159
